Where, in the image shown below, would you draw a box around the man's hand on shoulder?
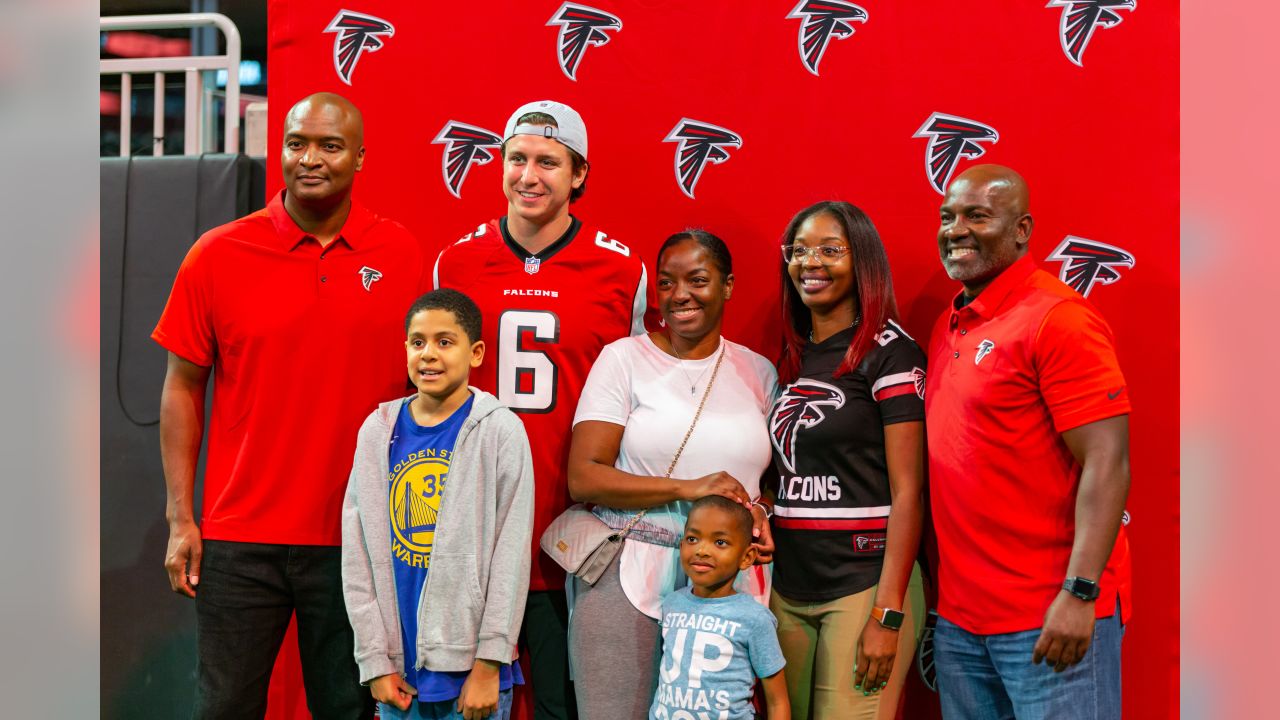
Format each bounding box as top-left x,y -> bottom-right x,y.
1032,591 -> 1096,672
164,519 -> 202,598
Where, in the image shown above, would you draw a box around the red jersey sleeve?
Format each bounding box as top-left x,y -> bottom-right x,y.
1034,299 -> 1131,433
151,237 -> 215,366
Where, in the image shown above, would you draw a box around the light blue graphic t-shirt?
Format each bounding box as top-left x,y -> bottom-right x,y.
649,587 -> 786,720
387,396 -> 520,702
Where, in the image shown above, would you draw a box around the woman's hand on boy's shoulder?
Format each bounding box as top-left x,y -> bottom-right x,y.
457,659 -> 501,720
369,673 -> 416,711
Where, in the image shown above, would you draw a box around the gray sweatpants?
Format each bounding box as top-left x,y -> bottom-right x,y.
568,550 -> 661,720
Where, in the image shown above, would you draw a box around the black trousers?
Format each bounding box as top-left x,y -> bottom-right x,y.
520,589 -> 578,720
193,540 -> 373,720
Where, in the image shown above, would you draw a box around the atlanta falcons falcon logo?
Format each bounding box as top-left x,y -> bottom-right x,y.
663,119 -> 742,199
770,380 -> 845,474
1047,236 -> 1136,297
431,121 -> 503,199
786,0 -> 868,76
547,3 -> 622,81
1047,0 -> 1136,67
913,112 -> 1000,195
358,266 -> 382,291
324,10 -> 395,85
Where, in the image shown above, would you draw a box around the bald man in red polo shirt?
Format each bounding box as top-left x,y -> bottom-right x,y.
924,165 -> 1131,720
154,93 -> 430,719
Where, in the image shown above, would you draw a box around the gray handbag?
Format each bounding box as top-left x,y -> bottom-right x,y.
539,344 -> 725,586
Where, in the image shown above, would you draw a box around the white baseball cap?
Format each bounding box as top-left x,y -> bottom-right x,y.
503,100 -> 588,161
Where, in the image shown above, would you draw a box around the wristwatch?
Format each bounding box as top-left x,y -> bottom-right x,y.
1062,576 -> 1100,601
871,606 -> 905,630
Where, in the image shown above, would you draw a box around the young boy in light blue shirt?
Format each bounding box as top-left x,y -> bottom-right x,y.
650,495 -> 790,719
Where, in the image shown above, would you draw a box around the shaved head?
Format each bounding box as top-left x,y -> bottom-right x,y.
285,92 -> 364,144
951,164 -> 1030,216
937,164 -> 1035,298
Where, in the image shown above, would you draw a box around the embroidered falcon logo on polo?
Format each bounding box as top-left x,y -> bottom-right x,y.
1047,236 -> 1136,297
1047,0 -> 1136,67
770,380 -> 846,474
358,266 -> 383,291
786,0 -> 868,76
913,113 -> 1000,195
324,10 -> 395,85
663,118 -> 743,199
547,2 -> 622,81
432,121 -> 504,199
975,339 -> 995,366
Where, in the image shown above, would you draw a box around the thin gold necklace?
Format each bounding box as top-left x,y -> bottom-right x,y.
671,337 -> 722,395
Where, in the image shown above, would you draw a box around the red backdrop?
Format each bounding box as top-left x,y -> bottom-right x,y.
266,1 -> 1178,717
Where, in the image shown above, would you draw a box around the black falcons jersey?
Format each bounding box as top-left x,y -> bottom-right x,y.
768,320 -> 926,602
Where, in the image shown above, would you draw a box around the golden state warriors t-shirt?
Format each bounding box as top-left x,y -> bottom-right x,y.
387,395 -> 520,700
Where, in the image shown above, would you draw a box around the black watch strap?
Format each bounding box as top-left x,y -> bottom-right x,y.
1062,576 -> 1100,601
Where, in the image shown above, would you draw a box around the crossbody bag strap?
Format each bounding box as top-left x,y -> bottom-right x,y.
615,342 -> 727,538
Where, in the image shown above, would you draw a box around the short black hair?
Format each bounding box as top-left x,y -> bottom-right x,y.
657,229 -> 733,277
500,111 -> 589,203
404,289 -> 482,343
688,495 -> 754,545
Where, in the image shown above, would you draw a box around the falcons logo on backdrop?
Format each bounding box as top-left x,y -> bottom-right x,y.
1047,236 -> 1135,297
663,119 -> 742,199
547,3 -> 622,81
324,10 -> 394,85
1047,0 -> 1136,66
431,121 -> 503,199
770,380 -> 845,474
786,0 -> 867,76
913,113 -> 999,195
358,266 -> 382,291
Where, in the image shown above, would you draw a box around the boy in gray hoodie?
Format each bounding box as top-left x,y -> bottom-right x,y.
342,289 -> 534,720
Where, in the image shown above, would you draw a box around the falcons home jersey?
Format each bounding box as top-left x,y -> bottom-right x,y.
433,216 -> 650,591
768,321 -> 926,602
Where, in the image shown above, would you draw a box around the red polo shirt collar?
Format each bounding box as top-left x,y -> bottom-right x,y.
952,253 -> 1038,320
265,189 -> 377,252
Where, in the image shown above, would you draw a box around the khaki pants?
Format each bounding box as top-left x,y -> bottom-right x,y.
770,564 -> 925,720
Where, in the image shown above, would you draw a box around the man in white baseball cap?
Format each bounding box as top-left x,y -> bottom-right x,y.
433,100 -> 651,719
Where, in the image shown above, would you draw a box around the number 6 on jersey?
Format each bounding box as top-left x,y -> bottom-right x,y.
498,310 -> 560,413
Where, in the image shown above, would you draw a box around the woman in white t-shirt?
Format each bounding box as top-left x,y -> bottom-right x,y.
565,230 -> 778,720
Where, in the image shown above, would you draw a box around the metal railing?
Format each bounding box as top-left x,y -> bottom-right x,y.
100,13 -> 241,156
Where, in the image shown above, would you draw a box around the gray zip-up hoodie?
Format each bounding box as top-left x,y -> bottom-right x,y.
341,388 -> 533,684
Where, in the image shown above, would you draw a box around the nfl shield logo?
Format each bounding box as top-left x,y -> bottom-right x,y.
524,256 -> 541,275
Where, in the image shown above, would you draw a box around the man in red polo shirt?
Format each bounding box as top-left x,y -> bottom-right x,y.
153,93 -> 429,719
924,164 -> 1131,720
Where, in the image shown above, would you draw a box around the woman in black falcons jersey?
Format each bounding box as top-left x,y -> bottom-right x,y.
763,201 -> 927,719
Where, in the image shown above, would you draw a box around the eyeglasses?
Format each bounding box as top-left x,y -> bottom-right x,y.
781,244 -> 851,265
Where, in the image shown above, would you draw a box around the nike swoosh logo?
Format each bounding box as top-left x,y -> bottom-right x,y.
1108,387 -> 1124,400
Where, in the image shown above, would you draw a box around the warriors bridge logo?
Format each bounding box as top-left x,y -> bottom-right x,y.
432,121 -> 504,199
388,449 -> 451,566
1047,236 -> 1135,297
324,10 -> 395,85
1047,0 -> 1136,67
548,2 -> 622,81
663,119 -> 742,199
913,112 -> 1000,195
786,0 -> 868,76
770,380 -> 845,474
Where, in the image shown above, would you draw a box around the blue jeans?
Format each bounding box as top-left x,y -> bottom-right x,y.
934,606 -> 1124,720
194,540 -> 371,720
378,690 -> 513,720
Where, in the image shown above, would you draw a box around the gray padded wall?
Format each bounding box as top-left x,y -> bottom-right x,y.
101,155 -> 258,719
